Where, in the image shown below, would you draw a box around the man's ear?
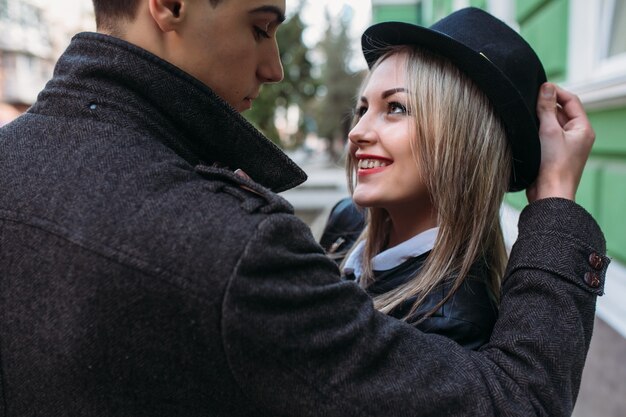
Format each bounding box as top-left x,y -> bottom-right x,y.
148,0 -> 186,32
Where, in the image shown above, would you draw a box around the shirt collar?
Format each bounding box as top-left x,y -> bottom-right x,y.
343,227 -> 439,279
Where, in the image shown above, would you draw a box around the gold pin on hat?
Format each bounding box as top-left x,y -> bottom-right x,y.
479,52 -> 493,63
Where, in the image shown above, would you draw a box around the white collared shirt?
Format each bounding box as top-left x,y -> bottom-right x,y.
343,227 -> 439,280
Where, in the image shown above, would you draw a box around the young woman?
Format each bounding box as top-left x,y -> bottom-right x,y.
321,8 -> 547,350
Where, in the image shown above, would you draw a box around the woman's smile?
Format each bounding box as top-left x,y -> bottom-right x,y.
357,155 -> 393,176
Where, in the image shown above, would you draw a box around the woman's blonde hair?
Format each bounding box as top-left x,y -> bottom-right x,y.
345,46 -> 512,321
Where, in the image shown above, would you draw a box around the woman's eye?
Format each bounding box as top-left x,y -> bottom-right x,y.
254,26 -> 271,40
388,102 -> 407,115
354,106 -> 367,118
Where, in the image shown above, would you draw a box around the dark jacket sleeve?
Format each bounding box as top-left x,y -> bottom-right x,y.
221,198 -> 608,417
318,197 -> 365,264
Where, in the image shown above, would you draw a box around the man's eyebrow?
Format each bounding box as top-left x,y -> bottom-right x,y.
249,6 -> 286,23
382,88 -> 407,99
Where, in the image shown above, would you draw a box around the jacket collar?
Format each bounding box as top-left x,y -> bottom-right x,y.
33,32 -> 306,192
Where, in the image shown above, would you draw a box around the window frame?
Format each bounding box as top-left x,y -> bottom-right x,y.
568,0 -> 626,109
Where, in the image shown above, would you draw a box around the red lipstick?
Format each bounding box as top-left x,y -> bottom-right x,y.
356,154 -> 393,176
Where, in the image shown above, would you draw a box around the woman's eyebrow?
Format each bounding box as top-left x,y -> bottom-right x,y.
249,5 -> 286,23
382,88 -> 407,99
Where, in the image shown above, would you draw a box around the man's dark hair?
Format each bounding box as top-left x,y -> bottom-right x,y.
92,0 -> 142,32
92,0 -> 223,33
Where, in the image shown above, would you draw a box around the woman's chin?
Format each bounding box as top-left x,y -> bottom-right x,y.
352,192 -> 381,209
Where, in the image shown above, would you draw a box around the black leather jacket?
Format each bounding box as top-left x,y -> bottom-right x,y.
348,253 -> 497,350
321,198 -> 497,350
319,198 -> 365,264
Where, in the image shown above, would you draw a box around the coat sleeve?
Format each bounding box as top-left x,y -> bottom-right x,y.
220,198 -> 608,417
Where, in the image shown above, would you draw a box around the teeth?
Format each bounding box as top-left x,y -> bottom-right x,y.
358,159 -> 388,169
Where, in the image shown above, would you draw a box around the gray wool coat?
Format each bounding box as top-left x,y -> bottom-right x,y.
0,33 -> 609,417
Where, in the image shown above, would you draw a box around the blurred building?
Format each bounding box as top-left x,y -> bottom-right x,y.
371,1 -> 626,416
0,0 -> 94,125
0,0 -> 52,113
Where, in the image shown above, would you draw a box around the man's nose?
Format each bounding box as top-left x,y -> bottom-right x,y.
258,39 -> 284,83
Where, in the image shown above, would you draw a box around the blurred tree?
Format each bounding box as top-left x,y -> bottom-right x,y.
315,8 -> 364,162
244,3 -> 318,147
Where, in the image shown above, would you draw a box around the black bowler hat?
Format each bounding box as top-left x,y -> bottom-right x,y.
362,7 -> 546,191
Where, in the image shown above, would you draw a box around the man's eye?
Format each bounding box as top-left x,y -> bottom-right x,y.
254,26 -> 271,40
389,102 -> 407,114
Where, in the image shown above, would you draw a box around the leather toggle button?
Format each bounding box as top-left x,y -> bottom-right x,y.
584,272 -> 601,288
588,253 -> 603,270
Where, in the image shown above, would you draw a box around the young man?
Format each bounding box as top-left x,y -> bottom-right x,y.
0,0 -> 607,415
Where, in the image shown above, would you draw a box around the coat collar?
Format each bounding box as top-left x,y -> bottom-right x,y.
32,32 -> 306,192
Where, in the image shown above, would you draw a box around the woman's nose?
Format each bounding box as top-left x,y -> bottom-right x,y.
348,117 -> 376,147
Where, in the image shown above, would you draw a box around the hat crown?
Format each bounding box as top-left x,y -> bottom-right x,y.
429,8 -> 545,117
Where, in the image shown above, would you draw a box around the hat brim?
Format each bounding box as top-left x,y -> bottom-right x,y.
362,22 -> 541,192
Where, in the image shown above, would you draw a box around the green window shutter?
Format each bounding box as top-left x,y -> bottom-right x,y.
576,162 -> 602,220
516,0 -> 550,21
504,191 -> 528,211
518,0 -> 569,81
589,107 -> 626,155
599,164 -> 626,263
372,4 -> 422,24
469,0 -> 487,9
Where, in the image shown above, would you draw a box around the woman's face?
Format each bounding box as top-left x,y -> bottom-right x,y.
348,53 -> 432,216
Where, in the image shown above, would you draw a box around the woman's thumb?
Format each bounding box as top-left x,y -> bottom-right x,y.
536,82 -> 558,129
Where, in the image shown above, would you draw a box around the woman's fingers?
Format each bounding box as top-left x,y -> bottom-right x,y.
527,83 -> 594,202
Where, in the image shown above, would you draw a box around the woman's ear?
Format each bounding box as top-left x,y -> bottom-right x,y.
148,0 -> 186,32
